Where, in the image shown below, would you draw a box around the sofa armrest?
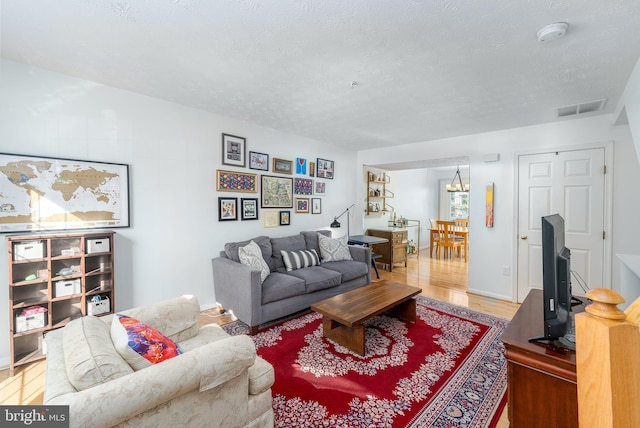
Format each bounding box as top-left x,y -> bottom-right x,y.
348,245 -> 371,265
212,257 -> 264,328
46,335 -> 260,428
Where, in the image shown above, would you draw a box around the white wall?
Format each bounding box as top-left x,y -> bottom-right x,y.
0,60 -> 358,367
358,115 -> 640,302
616,57 -> 640,164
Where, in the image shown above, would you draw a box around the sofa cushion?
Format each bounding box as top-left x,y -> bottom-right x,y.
111,314 -> 183,371
178,323 -> 230,352
270,234 -> 307,273
262,272 -> 306,304
318,233 -> 353,262
248,357 -> 276,396
280,249 -> 320,272
287,266 -> 342,293
239,240 -> 271,283
63,315 -> 133,391
301,230 -> 331,256
225,235 -> 274,270
322,260 -> 369,282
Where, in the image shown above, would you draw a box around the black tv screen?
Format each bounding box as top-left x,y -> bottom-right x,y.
540,214 -> 572,340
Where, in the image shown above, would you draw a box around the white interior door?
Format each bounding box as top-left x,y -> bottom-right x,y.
516,148 -> 606,302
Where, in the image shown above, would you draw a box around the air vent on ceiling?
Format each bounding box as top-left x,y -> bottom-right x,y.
555,99 -> 606,118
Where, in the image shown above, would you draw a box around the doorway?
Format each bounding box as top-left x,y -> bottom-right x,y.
364,157 -> 470,288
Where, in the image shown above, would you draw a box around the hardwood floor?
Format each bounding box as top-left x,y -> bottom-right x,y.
0,253 -> 519,427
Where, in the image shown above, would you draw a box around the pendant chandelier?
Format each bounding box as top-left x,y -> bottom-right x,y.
446,166 -> 469,192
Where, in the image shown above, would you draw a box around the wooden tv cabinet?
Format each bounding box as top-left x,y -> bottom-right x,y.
501,289 -> 586,428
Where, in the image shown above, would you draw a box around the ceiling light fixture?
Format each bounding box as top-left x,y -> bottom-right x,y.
537,22 -> 569,43
446,165 -> 469,192
349,81 -> 358,89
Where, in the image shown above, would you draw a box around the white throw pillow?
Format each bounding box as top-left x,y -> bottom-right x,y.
318,233 -> 353,262
238,240 -> 270,283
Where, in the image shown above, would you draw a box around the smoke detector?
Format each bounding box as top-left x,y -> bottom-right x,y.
537,22 -> 569,43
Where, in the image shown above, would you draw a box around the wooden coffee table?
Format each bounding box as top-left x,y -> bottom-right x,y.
311,280 -> 421,355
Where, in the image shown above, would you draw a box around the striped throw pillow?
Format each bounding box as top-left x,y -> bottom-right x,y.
280,249 -> 321,272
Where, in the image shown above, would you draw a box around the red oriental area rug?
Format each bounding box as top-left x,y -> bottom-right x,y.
223,295 -> 508,427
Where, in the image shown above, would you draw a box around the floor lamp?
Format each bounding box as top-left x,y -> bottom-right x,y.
330,204 -> 355,236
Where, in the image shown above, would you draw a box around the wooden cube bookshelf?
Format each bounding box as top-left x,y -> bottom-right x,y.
5,231 -> 115,376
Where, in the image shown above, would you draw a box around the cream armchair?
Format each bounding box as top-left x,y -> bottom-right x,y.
43,295 -> 274,428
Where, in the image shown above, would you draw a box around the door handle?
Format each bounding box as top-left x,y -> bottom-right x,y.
520,235 -> 528,240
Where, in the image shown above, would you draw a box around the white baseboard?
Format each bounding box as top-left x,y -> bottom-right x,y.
467,287 -> 511,302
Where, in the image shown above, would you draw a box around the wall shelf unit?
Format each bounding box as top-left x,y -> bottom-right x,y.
367,171 -> 394,215
5,230 -> 115,376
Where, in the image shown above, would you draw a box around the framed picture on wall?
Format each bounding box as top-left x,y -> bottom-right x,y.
311,198 -> 321,214
241,198 -> 258,220
263,210 -> 279,228
296,158 -> 307,174
216,170 -> 258,193
486,182 -> 494,228
295,198 -> 310,213
314,181 -> 326,195
249,151 -> 269,171
294,178 -> 313,195
218,197 -> 238,221
279,210 -> 291,226
273,158 -> 293,175
260,175 -> 293,208
221,133 -> 246,167
0,152 -> 130,232
316,158 -> 334,179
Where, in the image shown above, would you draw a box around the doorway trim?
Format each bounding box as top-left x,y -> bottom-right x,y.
511,141 -> 614,303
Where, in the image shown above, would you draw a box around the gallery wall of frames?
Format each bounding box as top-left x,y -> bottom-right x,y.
217,133 -> 332,228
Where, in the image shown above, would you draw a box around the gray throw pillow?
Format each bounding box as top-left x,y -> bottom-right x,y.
318,233 -> 353,262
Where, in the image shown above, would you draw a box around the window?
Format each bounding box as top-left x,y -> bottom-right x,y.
449,191 -> 469,220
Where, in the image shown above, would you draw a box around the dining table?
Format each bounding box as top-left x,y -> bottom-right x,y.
429,226 -> 469,262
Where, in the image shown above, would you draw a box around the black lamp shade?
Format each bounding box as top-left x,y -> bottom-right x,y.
330,219 -> 341,228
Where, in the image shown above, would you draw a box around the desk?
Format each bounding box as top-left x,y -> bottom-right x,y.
501,289 -> 585,427
348,235 -> 388,279
430,226 -> 468,262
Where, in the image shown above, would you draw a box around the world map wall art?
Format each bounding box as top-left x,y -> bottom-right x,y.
0,153 -> 130,233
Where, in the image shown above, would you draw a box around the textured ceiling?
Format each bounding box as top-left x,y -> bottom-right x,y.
2,0 -> 639,151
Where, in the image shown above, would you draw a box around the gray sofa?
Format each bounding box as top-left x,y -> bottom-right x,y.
212,230 -> 371,333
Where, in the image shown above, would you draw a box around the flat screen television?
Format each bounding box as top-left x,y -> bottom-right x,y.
529,213 -> 575,349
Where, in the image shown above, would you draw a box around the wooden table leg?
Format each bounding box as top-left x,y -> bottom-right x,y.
322,317 -> 365,356
387,298 -> 416,323
464,234 -> 468,262
430,231 -> 434,258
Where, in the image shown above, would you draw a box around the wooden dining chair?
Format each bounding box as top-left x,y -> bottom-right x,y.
454,218 -> 469,228
436,220 -> 464,259
429,218 -> 440,257
453,218 -> 469,256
